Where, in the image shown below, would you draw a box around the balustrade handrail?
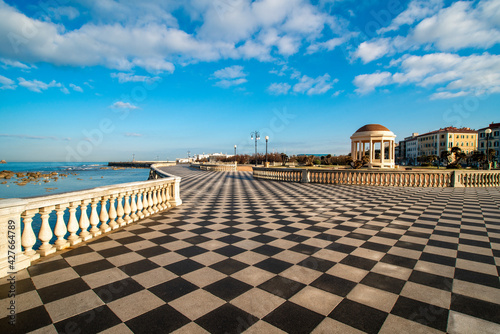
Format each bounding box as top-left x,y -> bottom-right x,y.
253,167 -> 500,188
0,164 -> 182,278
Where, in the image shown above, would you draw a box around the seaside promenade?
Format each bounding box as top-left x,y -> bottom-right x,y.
1,165 -> 500,333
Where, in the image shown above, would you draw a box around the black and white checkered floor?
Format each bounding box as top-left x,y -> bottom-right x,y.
1,166 -> 500,333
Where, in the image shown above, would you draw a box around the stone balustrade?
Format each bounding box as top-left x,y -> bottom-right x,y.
0,164 -> 181,278
253,167 -> 500,188
190,162 -> 237,172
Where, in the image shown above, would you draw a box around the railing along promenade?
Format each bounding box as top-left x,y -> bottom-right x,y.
253,167 -> 500,187
190,162 -> 237,172
0,163 -> 181,278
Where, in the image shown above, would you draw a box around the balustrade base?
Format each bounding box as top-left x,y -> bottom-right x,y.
37,246 -> 56,257
55,241 -> 70,251
68,238 -> 82,246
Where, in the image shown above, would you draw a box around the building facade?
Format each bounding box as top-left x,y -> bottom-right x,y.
478,122 -> 500,164
401,127 -> 478,165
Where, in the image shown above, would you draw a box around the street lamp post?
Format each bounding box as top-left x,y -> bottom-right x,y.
265,136 -> 269,165
250,131 -> 260,166
485,128 -> 492,170
234,145 -> 237,156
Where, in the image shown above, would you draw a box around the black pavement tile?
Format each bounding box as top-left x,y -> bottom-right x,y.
258,276 -> 306,299
457,251 -> 496,265
176,245 -> 209,258
451,294 -> 500,325
27,258 -> 70,276
394,240 -> 426,251
250,234 -> 277,243
254,258 -> 293,274
298,256 -> 336,272
38,278 -> 90,303
329,299 -> 388,334
209,258 -> 249,275
454,268 -> 500,289
325,243 -> 357,254
0,305 -> 52,333
73,259 -> 115,276
360,272 -> 406,294
114,236 -> 145,245
213,245 -> 246,257
54,305 -> 122,334
282,234 -> 309,243
196,303 -> 258,333
340,255 -> 377,271
361,241 -> 392,253
164,259 -> 204,276
419,253 -> 456,267
136,246 -> 170,258
118,259 -> 159,276
94,278 -> 144,303
126,304 -> 190,333
289,244 -> 318,255
183,235 -> 211,245
380,253 -> 418,269
149,235 -> 178,245
263,301 -> 325,334
426,239 -> 458,250
253,245 -> 284,256
61,245 -> 94,258
391,296 -> 449,332
97,245 -> 132,258
204,277 -> 252,301
311,274 -> 356,297
217,235 -> 245,245
0,278 -> 35,296
149,277 -> 198,303
408,271 -> 453,291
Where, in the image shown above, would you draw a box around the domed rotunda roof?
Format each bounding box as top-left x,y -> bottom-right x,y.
354,124 -> 391,133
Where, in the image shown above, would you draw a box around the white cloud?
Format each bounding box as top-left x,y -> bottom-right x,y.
293,74 -> 337,95
354,39 -> 391,63
213,65 -> 247,88
17,78 -> 61,93
124,133 -> 142,137
111,72 -> 161,84
0,0 -> 349,72
307,35 -> 352,54
268,82 -> 291,95
379,0 -> 444,33
413,0 -> 500,50
110,101 -> 139,109
69,83 -> 83,92
0,58 -> 32,69
353,72 -> 392,94
0,74 -> 15,89
354,53 -> 500,98
213,65 -> 246,79
60,87 -> 70,94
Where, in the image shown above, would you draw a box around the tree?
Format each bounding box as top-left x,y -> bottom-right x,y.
440,151 -> 451,166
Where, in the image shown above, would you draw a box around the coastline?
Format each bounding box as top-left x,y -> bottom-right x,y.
0,162 -> 150,199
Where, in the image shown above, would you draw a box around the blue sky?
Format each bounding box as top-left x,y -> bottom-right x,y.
0,0 -> 499,162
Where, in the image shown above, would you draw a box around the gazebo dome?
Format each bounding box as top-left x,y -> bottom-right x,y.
355,124 -> 391,133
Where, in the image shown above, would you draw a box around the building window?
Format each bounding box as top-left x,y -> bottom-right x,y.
495,131 -> 499,137
481,142 -> 484,147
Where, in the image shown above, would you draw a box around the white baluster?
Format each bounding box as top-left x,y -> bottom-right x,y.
130,191 -> 139,221
79,199 -> 91,241
89,198 -> 101,237
165,184 -> 172,208
143,189 -> 150,217
21,209 -> 41,260
148,188 -> 155,215
123,192 -> 132,224
157,186 -> 165,211
116,193 -> 125,226
67,201 -> 81,245
37,206 -> 56,256
152,186 -> 158,213
137,190 -> 145,219
108,195 -> 119,230
54,204 -> 70,250
99,196 -> 111,233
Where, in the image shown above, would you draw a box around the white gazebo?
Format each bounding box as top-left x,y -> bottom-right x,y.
350,124 -> 396,169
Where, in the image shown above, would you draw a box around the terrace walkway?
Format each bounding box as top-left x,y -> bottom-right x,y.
1,165 -> 500,333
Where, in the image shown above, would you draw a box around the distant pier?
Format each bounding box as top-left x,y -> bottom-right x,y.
108,161 -> 176,168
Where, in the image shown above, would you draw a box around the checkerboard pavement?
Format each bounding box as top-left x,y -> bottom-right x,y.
1,165 -> 500,333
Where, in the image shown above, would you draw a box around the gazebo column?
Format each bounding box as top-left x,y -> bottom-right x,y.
369,139 -> 373,167
381,139 -> 385,166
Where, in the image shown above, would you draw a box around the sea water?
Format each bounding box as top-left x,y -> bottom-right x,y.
0,162 -> 152,250
0,162 -> 150,199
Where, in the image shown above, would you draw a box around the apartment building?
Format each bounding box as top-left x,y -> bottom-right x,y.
478,122 -> 500,164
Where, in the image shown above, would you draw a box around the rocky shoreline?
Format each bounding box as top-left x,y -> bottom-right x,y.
0,170 -> 71,186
